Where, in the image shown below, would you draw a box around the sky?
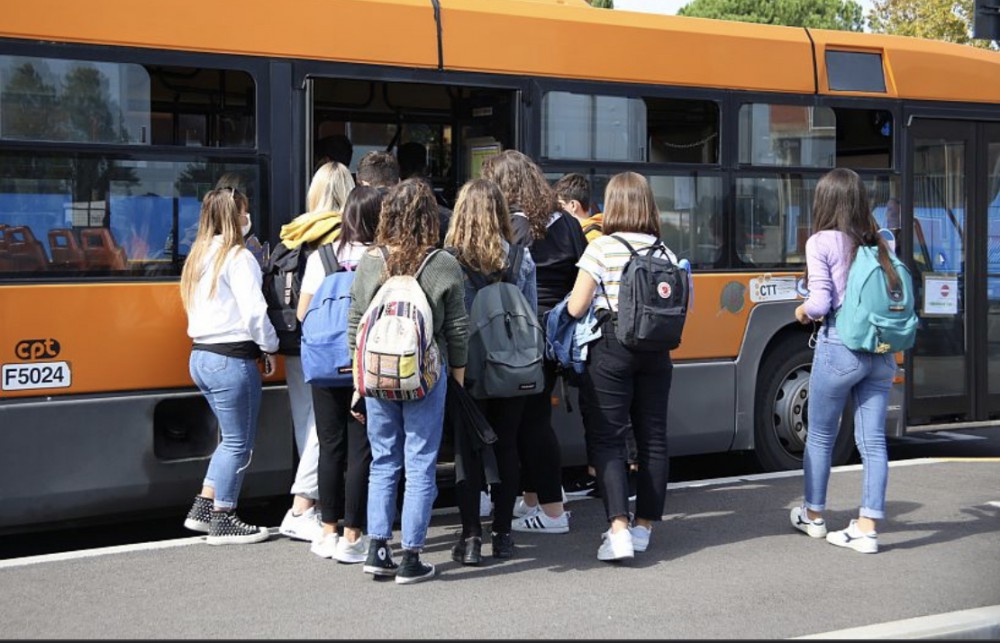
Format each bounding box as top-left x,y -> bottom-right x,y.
613,0 -> 876,20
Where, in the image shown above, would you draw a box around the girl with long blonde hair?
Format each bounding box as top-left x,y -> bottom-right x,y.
347,178 -> 469,584
443,179 -> 538,563
180,187 -> 278,545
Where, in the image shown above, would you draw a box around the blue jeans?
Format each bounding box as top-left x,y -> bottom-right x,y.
804,323 -> 896,520
189,350 -> 262,511
365,375 -> 447,550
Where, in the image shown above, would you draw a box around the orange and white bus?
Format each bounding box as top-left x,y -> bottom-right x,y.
2,0 -> 1000,533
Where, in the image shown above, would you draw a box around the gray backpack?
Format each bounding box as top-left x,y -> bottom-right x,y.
460,244 -> 545,399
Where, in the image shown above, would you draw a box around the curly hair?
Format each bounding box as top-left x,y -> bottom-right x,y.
376,178 -> 440,276
481,150 -> 558,241
444,179 -> 512,277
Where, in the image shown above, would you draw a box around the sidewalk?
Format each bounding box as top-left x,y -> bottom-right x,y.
1,458 -> 998,639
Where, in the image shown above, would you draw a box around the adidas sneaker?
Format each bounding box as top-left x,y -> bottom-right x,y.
511,510 -> 569,534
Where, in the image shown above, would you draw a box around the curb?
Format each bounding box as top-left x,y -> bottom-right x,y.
795,605 -> 1000,640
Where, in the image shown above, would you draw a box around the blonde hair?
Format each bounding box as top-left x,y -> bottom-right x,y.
444,179 -> 512,277
481,150 -> 558,240
376,179 -> 440,276
306,161 -> 355,213
602,172 -> 660,237
180,188 -> 249,311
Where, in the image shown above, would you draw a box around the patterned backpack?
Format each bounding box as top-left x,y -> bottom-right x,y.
354,248 -> 442,400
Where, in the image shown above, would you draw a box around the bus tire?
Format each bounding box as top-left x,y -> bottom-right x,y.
753,333 -> 855,472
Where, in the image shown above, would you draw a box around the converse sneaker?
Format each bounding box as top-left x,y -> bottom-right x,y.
363,539 -> 398,577
597,528 -> 634,561
183,495 -> 213,533
512,510 -> 570,534
479,491 -> 493,518
206,511 -> 270,545
279,506 -> 324,542
396,550 -> 436,585
310,532 -> 339,559
333,535 -> 369,564
629,524 -> 651,553
790,506 -> 828,538
826,520 -> 879,554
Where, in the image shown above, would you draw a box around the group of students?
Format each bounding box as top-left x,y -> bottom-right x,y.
178,145 -> 902,587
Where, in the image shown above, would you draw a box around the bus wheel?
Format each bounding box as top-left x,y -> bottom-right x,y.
753,334 -> 855,472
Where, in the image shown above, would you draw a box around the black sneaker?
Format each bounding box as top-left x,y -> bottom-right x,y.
363,539 -> 399,577
206,511 -> 270,545
491,531 -> 515,559
183,495 -> 213,533
565,475 -> 598,498
396,550 -> 436,585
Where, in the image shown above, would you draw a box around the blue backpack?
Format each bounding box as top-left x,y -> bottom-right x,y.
836,245 -> 918,354
301,245 -> 356,387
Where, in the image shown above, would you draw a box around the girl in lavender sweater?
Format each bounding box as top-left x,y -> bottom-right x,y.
790,168 -> 901,554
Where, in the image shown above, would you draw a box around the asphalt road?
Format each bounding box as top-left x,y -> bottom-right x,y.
1,427 -> 997,561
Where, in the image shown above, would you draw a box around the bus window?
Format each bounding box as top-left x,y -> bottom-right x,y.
735,176 -> 819,268
541,92 -> 720,164
738,104 -> 835,168
0,56 -> 255,148
833,108 -> 893,169
0,152 -> 262,279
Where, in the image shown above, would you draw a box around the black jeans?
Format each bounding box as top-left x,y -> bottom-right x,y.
518,359 -> 564,505
454,396 -> 527,537
312,385 -> 372,529
581,330 -> 672,523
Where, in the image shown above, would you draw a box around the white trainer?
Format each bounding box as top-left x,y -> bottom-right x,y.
512,497 -> 539,519
790,506 -> 828,538
332,535 -> 369,564
826,519 -> 878,554
512,510 -> 569,534
597,528 -> 634,561
310,532 -> 339,559
629,524 -> 651,552
280,506 -> 324,542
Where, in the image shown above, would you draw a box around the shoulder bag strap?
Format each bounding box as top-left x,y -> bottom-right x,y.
318,243 -> 340,275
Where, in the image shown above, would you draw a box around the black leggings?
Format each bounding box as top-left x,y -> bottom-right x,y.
312,385 -> 372,530
454,395 -> 528,538
517,359 -> 564,505
581,331 -> 672,523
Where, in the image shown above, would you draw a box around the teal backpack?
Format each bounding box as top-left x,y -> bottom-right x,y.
836,245 -> 918,354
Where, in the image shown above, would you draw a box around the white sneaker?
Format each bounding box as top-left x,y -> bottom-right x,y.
310,532 -> 339,559
479,491 -> 493,518
512,497 -> 538,519
512,510 -> 570,534
332,535 -> 369,564
597,528 -> 634,561
629,524 -> 651,552
790,506 -> 828,538
280,507 -> 324,542
826,519 -> 878,554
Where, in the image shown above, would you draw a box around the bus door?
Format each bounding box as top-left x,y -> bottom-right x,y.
905,119 -> 1000,426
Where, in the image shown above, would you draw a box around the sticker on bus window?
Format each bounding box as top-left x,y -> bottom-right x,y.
2,361 -> 72,391
749,275 -> 802,303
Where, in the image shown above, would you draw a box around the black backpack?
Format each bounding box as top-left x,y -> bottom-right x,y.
609,234 -> 689,352
262,241 -> 337,355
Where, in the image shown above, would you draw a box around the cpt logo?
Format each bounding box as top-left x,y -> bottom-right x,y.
15,338 -> 61,361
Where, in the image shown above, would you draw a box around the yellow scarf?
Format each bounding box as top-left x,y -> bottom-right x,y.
278,210 -> 342,249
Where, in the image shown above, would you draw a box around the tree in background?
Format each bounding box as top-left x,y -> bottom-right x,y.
678,0 -> 864,31
588,0 -> 614,7
868,0 -> 997,49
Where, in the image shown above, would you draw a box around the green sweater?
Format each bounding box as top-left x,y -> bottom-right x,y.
348,248 -> 469,369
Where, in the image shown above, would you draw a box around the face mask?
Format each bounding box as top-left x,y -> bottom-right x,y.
241,215 -> 252,237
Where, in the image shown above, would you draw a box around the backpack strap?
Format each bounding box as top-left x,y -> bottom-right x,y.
414,248 -> 441,280
610,234 -> 639,257
502,243 -> 524,285
317,243 -> 340,276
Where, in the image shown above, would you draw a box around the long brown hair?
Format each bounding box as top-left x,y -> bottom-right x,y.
444,179 -> 512,276
180,187 -> 249,311
338,185 -> 383,254
376,178 -> 440,276
810,167 -> 900,290
602,172 -> 660,237
481,150 -> 558,240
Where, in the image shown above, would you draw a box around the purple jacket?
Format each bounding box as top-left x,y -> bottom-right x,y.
803,230 -> 853,320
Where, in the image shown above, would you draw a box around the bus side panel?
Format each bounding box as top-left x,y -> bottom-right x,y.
0,388 -> 293,533
0,283 -> 285,399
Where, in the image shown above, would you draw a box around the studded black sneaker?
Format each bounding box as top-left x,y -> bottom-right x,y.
491,531 -> 515,559
183,495 -> 213,533
206,510 -> 270,545
395,549 -> 435,585
363,538 -> 398,577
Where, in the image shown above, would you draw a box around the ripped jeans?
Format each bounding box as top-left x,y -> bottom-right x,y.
190,350 -> 263,510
